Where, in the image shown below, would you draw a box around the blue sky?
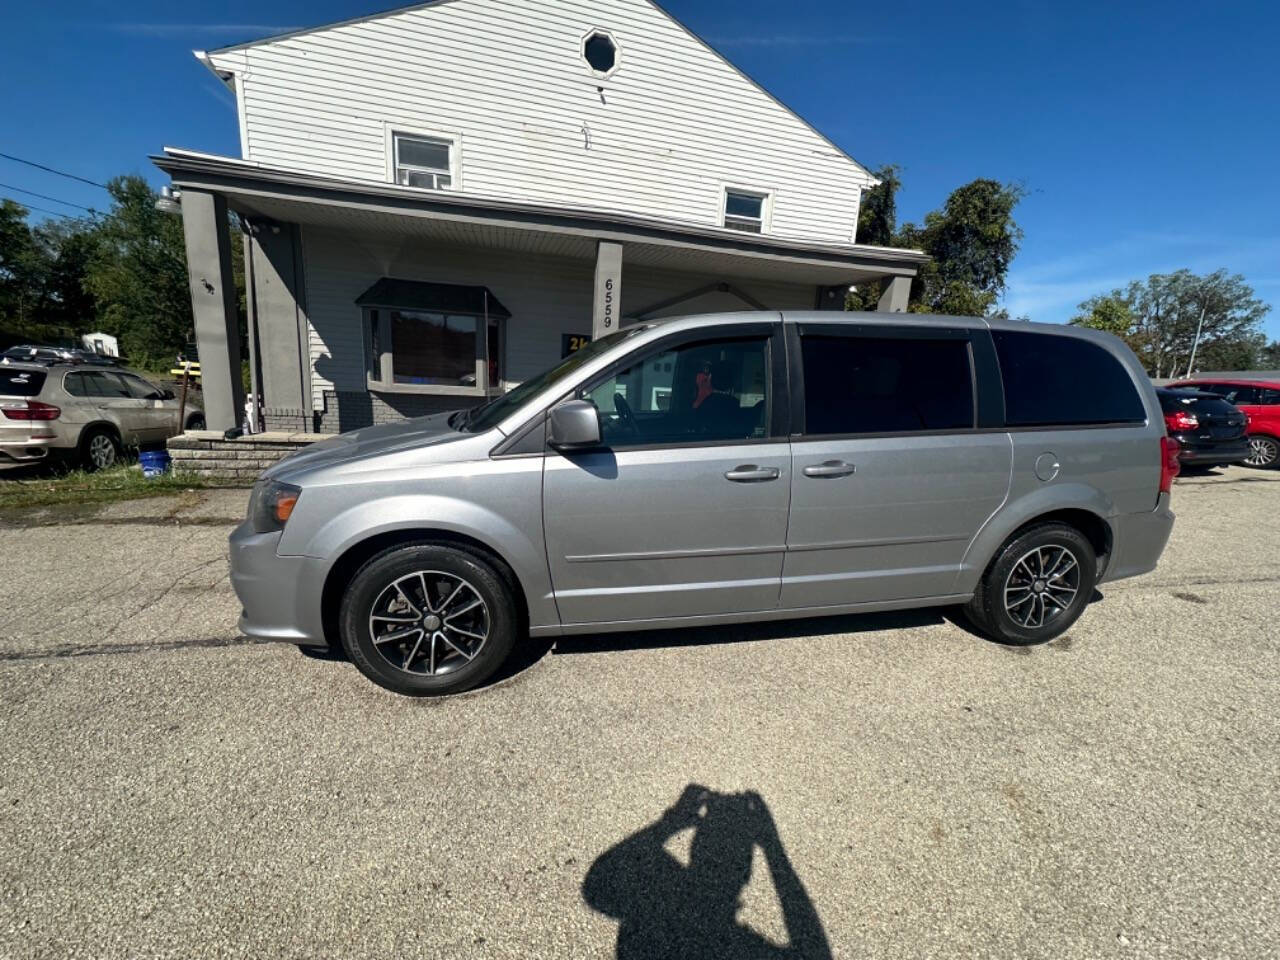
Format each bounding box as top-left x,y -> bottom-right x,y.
3,0 -> 1277,336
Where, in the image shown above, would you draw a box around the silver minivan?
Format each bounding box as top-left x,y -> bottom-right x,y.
230,312 -> 1176,695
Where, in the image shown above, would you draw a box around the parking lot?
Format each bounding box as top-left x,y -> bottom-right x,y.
1,470 -> 1277,959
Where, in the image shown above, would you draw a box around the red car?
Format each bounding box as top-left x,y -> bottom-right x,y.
1169,378 -> 1280,469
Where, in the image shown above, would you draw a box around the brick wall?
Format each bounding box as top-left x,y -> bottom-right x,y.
262,406 -> 310,433
316,389 -> 481,434
167,431 -> 318,483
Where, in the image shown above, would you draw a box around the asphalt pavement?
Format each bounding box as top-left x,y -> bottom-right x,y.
1,470 -> 1277,959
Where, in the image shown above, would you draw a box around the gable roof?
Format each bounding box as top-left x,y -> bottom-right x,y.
198,0 -> 878,183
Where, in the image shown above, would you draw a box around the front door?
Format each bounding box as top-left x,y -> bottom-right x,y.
543,324 -> 791,625
117,372 -> 176,441
781,322 -> 1011,608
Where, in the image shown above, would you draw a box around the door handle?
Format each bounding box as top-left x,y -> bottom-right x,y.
724,464 -> 780,483
802,460 -> 856,479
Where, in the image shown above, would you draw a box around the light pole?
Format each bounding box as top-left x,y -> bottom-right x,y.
1185,280 -> 1211,378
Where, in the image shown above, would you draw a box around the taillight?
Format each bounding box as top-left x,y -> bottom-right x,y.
1159,436 -> 1180,494
1,400 -> 60,421
1164,410 -> 1198,432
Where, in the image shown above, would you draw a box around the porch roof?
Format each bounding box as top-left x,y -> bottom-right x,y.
152,149 -> 928,288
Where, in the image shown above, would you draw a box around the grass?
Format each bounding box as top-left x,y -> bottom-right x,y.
0,464 -> 208,510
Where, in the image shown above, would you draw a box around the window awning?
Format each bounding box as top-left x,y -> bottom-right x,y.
355,277 -> 512,319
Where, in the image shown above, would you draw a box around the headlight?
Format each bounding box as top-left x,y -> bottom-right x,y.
250,480 -> 302,533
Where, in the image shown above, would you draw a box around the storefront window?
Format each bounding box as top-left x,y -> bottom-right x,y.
363,306 -> 495,395
390,310 -> 479,387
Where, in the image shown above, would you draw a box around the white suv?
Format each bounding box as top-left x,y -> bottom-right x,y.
0,361 -> 204,470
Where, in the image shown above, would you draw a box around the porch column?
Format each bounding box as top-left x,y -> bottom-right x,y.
179,190 -> 245,432
592,240 -> 623,339
248,223 -> 312,432
877,275 -> 912,313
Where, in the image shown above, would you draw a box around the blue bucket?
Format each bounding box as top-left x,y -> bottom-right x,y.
139,449 -> 172,478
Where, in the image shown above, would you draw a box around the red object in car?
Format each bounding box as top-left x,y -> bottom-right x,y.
1164,409 -> 1199,432
1,399 -> 61,421
1159,436 -> 1181,494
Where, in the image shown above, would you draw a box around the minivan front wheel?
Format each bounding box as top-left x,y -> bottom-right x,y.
966,523 -> 1097,645
339,544 -> 516,696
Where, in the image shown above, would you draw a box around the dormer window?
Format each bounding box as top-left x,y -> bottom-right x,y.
393,132 -> 454,190
723,188 -> 769,233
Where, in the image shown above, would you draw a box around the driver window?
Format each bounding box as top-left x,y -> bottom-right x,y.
584,336 -> 770,447
120,374 -> 163,400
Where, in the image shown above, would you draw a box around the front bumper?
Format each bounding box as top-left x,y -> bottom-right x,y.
229,521 -> 328,647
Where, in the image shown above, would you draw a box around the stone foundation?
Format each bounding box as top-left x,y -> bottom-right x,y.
167,431 -> 319,484
316,389 -> 480,434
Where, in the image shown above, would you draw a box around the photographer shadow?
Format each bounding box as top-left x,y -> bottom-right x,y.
583,785 -> 832,959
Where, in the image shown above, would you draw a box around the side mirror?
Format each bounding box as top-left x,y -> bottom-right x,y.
161,389 -> 176,400
548,399 -> 602,449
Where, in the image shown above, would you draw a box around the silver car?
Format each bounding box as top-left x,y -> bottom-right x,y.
230,312 -> 1176,696
0,361 -> 205,470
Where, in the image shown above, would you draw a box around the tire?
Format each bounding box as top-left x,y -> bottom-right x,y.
80,427 -> 120,472
185,414 -> 205,431
339,544 -> 517,696
964,522 -> 1097,645
1244,435 -> 1279,470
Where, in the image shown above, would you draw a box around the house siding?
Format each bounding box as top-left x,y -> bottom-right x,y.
299,224 -> 818,423
208,0 -> 872,246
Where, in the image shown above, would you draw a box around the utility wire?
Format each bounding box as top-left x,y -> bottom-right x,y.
0,152 -> 109,190
1,197 -> 78,220
0,181 -> 95,212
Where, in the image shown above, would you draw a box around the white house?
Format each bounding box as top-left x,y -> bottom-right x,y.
156,0 -> 928,433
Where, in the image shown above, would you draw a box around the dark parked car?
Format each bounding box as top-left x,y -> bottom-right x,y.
1157,388 -> 1250,469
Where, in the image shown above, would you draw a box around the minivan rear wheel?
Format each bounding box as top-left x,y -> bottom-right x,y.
965,523 -> 1097,645
339,544 -> 516,696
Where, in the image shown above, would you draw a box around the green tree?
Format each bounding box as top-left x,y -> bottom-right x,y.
846,171 -> 1024,316
85,175 -> 194,366
1071,293 -> 1134,336
0,199 -> 46,332
904,179 -> 1025,315
32,219 -> 97,332
1070,269 -> 1270,377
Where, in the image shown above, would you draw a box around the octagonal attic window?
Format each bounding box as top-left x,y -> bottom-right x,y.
582,29 -> 619,77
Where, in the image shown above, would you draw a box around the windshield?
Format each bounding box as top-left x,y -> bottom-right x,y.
461,327 -> 646,433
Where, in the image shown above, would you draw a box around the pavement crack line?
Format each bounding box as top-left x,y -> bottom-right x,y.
0,635 -> 279,664
0,515 -> 243,530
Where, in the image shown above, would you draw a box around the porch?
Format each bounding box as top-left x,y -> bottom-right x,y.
155,150 -> 929,434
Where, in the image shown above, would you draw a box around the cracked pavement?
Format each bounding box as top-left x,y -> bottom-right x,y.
1,474 -> 1278,959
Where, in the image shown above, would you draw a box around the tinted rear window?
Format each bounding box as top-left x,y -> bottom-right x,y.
800,335 -> 974,435
993,330 -> 1146,427
0,369 -> 46,397
1157,390 -> 1236,415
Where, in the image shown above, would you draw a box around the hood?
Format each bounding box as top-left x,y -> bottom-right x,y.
263,411 -> 476,482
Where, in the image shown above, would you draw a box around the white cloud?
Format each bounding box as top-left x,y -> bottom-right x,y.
1004,232 -> 1280,324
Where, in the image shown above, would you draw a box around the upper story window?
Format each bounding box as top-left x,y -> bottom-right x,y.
724,189 -> 769,233
581,28 -> 621,78
393,132 -> 454,190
